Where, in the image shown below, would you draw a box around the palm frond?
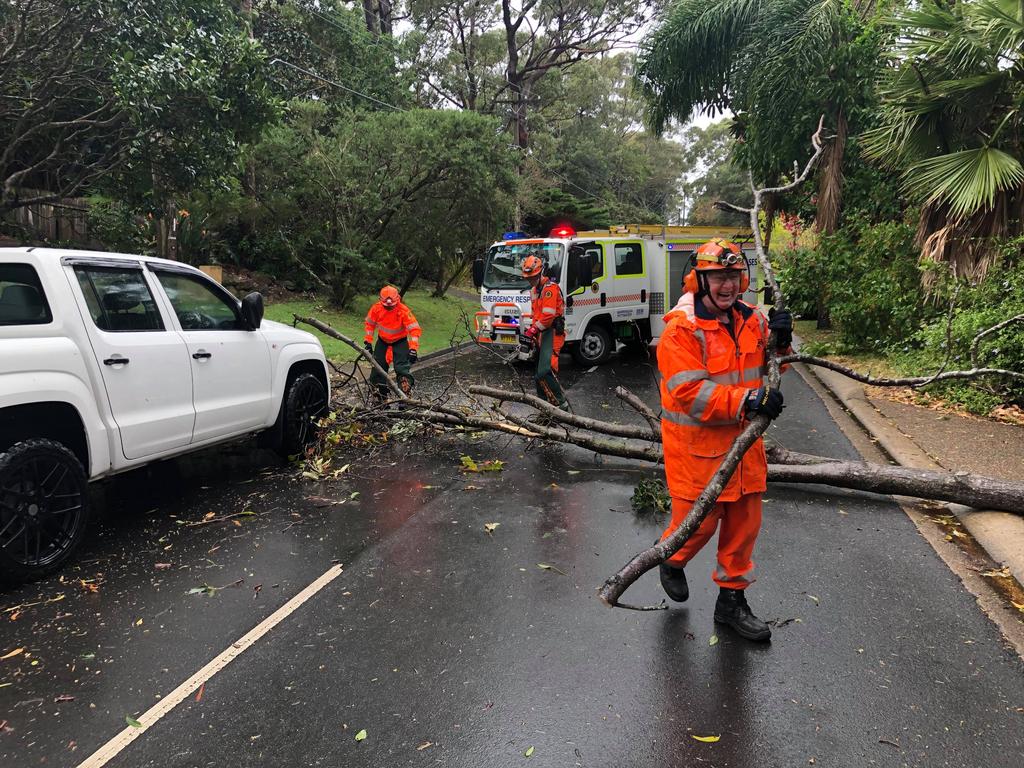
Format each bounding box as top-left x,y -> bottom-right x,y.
905,146 -> 1024,218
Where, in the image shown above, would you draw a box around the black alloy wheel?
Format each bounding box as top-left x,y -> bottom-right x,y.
0,439 -> 90,582
282,373 -> 329,455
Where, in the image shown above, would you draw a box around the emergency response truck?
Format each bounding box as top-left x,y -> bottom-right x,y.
472,224 -> 760,365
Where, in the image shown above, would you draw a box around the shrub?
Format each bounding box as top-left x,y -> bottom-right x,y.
901,241 -> 1024,410
775,219 -> 935,350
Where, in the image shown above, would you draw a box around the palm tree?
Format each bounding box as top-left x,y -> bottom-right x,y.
863,0 -> 1024,282
635,0 -> 880,235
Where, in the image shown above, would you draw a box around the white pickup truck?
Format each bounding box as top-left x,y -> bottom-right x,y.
0,247 -> 330,581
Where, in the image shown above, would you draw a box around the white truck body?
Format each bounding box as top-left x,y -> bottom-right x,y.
475,225 -> 759,365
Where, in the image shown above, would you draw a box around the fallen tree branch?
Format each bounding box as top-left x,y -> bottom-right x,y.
470,384 -> 657,441
294,315 -> 407,401
615,385 -> 661,434
780,354 -> 1024,386
769,461 -> 1024,515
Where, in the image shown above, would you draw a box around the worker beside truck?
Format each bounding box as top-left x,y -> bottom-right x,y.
521,253 -> 568,409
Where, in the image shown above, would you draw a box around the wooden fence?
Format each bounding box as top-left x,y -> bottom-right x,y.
5,189 -> 91,244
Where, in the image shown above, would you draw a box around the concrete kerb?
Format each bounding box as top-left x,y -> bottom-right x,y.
798,361 -> 1024,587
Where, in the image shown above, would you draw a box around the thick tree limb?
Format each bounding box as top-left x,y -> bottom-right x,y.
769,462 -> 1024,515
469,384 -> 657,440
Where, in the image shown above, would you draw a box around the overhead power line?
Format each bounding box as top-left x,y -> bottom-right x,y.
269,58 -> 405,111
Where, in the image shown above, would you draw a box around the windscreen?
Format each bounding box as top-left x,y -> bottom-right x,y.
482,242 -> 565,290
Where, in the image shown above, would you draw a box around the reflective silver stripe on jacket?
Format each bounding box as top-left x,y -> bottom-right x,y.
542,307 -> 557,314
365,320 -> 378,327
689,380 -> 717,420
665,369 -> 707,390
406,323 -> 421,331
693,328 -> 707,364
376,324 -> 402,334
741,366 -> 763,383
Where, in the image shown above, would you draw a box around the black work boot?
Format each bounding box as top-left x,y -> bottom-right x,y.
714,588 -> 771,641
659,563 -> 689,603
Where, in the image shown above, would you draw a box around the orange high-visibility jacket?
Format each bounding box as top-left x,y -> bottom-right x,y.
530,277 -> 564,332
658,296 -> 772,501
364,302 -> 421,351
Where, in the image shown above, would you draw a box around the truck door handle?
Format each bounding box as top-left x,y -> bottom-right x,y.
192,351 -> 212,360
103,357 -> 129,366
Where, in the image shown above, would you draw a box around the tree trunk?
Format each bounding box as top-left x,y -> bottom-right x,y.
377,0 -> 393,35
362,0 -> 379,36
398,259 -> 420,296
813,109 -> 846,329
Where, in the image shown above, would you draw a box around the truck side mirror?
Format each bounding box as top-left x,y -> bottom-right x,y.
568,250 -> 593,294
472,258 -> 484,289
241,292 -> 264,330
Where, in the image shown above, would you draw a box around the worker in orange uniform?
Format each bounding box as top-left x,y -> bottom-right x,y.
363,285 -> 421,398
520,253 -> 567,409
656,239 -> 792,642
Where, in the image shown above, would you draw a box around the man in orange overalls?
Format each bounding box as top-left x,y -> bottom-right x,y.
657,239 -> 792,641
363,286 -> 421,397
520,253 -> 567,409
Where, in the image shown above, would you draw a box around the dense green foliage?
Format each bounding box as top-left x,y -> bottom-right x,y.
0,0 -> 276,212
190,105 -> 516,306
777,220 -> 929,349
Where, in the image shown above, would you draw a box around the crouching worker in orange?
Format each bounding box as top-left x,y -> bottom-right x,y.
657,239 -> 793,642
520,254 -> 567,409
363,286 -> 421,398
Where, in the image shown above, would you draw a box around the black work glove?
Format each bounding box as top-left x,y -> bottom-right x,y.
363,341 -> 373,355
768,307 -> 793,349
745,386 -> 785,420
408,349 -> 418,364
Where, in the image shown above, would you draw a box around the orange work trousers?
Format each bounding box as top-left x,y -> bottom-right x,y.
659,493 -> 762,589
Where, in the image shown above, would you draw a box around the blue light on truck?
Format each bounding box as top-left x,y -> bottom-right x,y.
502,231 -> 527,240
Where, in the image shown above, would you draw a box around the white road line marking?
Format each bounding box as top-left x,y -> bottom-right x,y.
76,564 -> 344,768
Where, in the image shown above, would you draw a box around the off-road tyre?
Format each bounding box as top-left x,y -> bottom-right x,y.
0,439 -> 90,583
278,373 -> 328,457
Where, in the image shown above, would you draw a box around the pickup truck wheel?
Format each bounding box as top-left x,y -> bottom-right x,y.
0,440 -> 89,582
571,324 -> 613,366
281,373 -> 328,455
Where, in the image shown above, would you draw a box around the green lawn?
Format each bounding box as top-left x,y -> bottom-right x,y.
264,288 -> 481,362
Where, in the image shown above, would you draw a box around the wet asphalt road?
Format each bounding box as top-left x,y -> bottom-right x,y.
2,347 -> 1023,767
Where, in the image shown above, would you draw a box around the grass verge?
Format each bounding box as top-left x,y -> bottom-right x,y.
265,288 -> 480,362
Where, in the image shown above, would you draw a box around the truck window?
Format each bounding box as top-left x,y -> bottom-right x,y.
155,272 -> 242,331
614,243 -> 644,276
0,263 -> 52,326
74,267 -> 164,332
482,243 -> 565,290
